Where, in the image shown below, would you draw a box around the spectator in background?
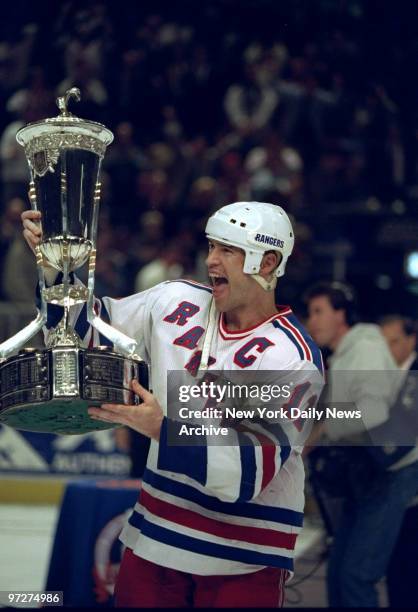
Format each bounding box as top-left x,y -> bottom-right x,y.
134,240 -> 185,292
135,168 -> 171,216
0,115 -> 30,206
102,121 -> 147,226
216,151 -> 249,205
129,210 -> 165,272
1,66 -> 56,207
5,65 -> 55,127
62,4 -> 112,81
358,85 -> 401,202
185,176 -> 219,233
0,23 -> 38,98
182,136 -> 215,185
380,315 -> 418,609
245,134 -> 304,209
224,59 -> 279,144
380,315 -> 417,371
147,142 -> 189,212
1,197 -> 36,302
305,282 -> 418,608
94,227 -> 130,299
160,105 -> 184,143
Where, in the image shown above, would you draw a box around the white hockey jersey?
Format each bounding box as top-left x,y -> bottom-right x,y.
43,278 -> 324,576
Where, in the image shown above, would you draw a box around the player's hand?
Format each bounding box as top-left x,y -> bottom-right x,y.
88,380 -> 164,441
21,209 -> 42,255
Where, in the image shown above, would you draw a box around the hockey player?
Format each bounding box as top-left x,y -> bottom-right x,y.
22,202 -> 324,608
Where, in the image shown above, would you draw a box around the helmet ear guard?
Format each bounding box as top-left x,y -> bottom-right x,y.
205,201 -> 294,283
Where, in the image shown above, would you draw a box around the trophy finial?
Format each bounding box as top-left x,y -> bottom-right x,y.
56,88 -> 81,116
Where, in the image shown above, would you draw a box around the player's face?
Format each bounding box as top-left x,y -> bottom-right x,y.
307,295 -> 344,348
206,240 -> 254,312
381,320 -> 416,366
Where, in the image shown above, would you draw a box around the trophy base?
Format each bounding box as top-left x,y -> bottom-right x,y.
0,398 -> 115,435
0,346 -> 148,435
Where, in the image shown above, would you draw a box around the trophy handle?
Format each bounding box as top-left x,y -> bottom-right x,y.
86,248 -> 143,360
0,247 -> 47,360
0,312 -> 47,360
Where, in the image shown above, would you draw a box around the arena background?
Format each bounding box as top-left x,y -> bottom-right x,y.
0,0 -> 416,607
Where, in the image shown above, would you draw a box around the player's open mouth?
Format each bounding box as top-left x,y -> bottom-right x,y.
211,277 -> 228,286
209,274 -> 229,296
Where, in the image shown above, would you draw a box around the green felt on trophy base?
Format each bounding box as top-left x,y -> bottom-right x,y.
0,399 -> 116,435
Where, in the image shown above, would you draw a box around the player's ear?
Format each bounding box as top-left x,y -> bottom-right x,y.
260,251 -> 281,276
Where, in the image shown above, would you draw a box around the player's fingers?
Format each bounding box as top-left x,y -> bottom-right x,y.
131,379 -> 153,401
97,403 -> 142,422
89,413 -> 130,427
23,229 -> 40,247
88,406 -> 131,426
89,412 -> 112,422
21,210 -> 41,221
22,218 -> 42,236
96,403 -> 134,414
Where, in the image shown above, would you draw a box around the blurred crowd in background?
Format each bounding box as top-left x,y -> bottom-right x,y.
0,0 -> 418,318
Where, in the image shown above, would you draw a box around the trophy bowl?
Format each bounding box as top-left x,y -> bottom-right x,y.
0,88 -> 149,435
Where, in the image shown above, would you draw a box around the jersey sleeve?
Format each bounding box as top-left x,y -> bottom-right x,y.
157,361 -> 324,503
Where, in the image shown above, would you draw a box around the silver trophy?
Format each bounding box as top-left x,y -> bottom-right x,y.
0,88 -> 148,434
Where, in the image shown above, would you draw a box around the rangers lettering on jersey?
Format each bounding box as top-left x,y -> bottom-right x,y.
164,301 -> 200,325
233,337 -> 275,368
173,326 -> 205,350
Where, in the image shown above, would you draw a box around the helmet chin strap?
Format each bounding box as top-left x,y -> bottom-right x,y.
252,272 -> 277,292
249,252 -> 281,291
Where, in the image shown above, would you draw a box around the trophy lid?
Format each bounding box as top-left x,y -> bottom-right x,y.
16,88 -> 113,156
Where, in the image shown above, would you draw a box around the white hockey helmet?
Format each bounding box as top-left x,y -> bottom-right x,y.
205,201 -> 294,278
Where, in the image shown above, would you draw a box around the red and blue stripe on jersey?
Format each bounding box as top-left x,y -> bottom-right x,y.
127,467 -> 303,570
273,312 -> 324,375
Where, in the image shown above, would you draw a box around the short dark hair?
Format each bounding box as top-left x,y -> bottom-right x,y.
379,314 -> 417,337
304,281 -> 358,326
